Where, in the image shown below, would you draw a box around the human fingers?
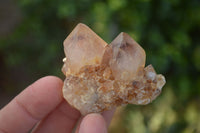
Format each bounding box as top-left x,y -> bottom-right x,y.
32,100 -> 81,133
0,76 -> 63,133
102,108 -> 116,127
78,113 -> 107,133
75,108 -> 116,133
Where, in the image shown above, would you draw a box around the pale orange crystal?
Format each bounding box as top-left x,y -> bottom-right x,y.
62,23 -> 107,75
103,32 -> 146,81
62,23 -> 166,115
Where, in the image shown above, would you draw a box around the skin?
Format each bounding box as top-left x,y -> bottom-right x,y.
0,76 -> 115,133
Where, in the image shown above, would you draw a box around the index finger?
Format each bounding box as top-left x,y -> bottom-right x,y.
0,76 -> 63,133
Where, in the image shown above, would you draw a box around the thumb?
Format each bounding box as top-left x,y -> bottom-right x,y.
77,113 -> 107,133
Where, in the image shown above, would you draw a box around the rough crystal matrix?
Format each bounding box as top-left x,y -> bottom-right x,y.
62,23 -> 166,115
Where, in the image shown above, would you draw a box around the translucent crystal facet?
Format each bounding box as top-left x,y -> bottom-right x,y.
62,23 -> 107,75
105,32 -> 146,81
62,23 -> 166,115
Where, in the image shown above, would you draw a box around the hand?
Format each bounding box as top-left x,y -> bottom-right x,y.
0,76 -> 115,133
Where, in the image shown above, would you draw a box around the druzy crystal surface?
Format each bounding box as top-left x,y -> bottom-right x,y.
62,23 -> 166,115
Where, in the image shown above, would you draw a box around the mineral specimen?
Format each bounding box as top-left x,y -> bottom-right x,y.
62,23 -> 166,115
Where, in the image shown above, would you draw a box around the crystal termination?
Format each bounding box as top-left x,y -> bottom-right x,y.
62,23 -> 166,115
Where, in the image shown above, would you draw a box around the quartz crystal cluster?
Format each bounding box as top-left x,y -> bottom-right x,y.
62,23 -> 166,115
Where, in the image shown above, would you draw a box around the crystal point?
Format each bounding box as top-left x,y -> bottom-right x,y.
62,24 -> 166,115
108,32 -> 146,80
62,23 -> 107,75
